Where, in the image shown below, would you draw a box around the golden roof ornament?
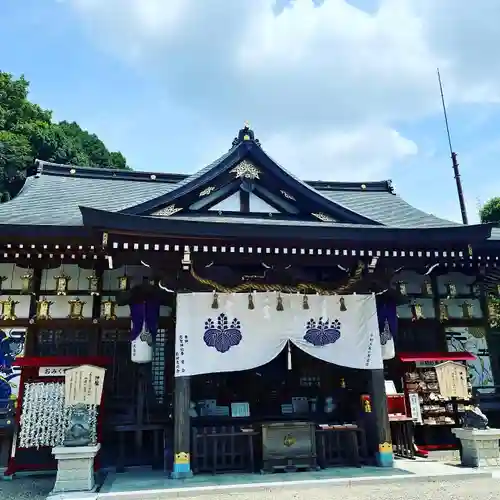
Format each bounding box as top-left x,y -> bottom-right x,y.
243,121 -> 251,140
68,297 -> 86,320
199,186 -> 216,197
154,204 -> 183,217
0,297 -> 19,321
312,212 -> 335,222
230,160 -> 260,180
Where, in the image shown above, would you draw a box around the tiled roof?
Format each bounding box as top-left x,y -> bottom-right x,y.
0,157 -> 459,229
0,164 -> 178,225
321,190 -> 460,229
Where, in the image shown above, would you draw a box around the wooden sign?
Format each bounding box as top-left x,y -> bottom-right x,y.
39,366 -> 70,377
64,364 -> 106,407
408,393 -> 422,424
434,361 -> 468,400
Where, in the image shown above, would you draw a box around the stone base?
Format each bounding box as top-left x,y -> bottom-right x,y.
452,428 -> 500,468
51,444 -> 100,494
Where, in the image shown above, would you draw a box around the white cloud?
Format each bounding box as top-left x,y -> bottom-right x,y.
65,0 -> 500,184
265,125 -> 418,181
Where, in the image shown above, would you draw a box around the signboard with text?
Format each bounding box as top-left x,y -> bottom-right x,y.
64,364 -> 106,407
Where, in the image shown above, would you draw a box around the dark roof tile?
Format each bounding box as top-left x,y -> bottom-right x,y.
0,157 -> 460,230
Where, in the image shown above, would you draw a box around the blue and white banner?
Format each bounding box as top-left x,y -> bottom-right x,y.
376,298 -> 396,361
174,292 -> 382,377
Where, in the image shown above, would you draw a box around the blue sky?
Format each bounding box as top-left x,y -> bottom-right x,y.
2,0 -> 500,223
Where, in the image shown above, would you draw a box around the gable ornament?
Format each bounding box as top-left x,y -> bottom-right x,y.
230,160 -> 260,180
154,204 -> 183,217
311,212 -> 334,222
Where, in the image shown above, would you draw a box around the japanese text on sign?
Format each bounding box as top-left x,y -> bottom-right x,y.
64,364 -> 106,407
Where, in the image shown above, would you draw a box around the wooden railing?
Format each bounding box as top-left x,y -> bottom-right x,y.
191,426 -> 259,474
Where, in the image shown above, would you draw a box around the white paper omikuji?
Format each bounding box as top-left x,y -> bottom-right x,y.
18,382 -> 98,449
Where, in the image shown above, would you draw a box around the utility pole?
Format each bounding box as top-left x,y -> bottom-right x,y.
437,68 -> 468,225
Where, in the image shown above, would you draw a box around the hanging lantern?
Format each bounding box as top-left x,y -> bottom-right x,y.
0,297 -> 19,321
411,300 -> 424,321
54,271 -> 71,296
117,275 -> 130,291
87,273 -> 100,296
488,300 -> 500,328
0,275 -> 7,292
101,298 -> 117,321
68,297 -> 86,320
460,301 -> 473,319
421,280 -> 433,296
396,281 -> 407,296
20,270 -> 35,295
439,301 -> 449,322
446,282 -> 457,298
131,328 -> 153,364
36,297 -> 54,320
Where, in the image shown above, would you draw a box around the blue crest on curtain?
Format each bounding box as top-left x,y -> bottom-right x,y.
130,301 -> 161,341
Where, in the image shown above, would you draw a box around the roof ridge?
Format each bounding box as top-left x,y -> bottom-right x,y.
34,159 -> 185,184
31,160 -> 393,192
307,180 -> 393,193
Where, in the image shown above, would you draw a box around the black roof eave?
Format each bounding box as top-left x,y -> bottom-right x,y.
79,206 -> 494,245
120,142 -> 381,225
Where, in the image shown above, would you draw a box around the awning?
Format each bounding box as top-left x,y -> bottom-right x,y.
398,352 -> 475,362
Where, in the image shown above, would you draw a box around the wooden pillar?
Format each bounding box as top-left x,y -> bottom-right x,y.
369,368 -> 393,467
24,266 -> 42,356
171,375 -> 192,478
89,266 -> 104,357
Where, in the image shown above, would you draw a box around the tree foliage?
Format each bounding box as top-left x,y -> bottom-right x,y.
0,72 -> 129,201
480,197 -> 500,224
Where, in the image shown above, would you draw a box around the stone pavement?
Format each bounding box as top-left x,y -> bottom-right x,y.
0,460 -> 498,500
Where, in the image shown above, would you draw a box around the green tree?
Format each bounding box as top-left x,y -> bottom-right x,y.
0,72 -> 129,201
480,198 -> 500,224
0,131 -> 32,201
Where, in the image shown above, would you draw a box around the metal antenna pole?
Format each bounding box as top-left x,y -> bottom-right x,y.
437,68 -> 468,224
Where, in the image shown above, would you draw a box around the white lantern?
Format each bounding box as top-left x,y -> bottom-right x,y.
131,326 -> 153,364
